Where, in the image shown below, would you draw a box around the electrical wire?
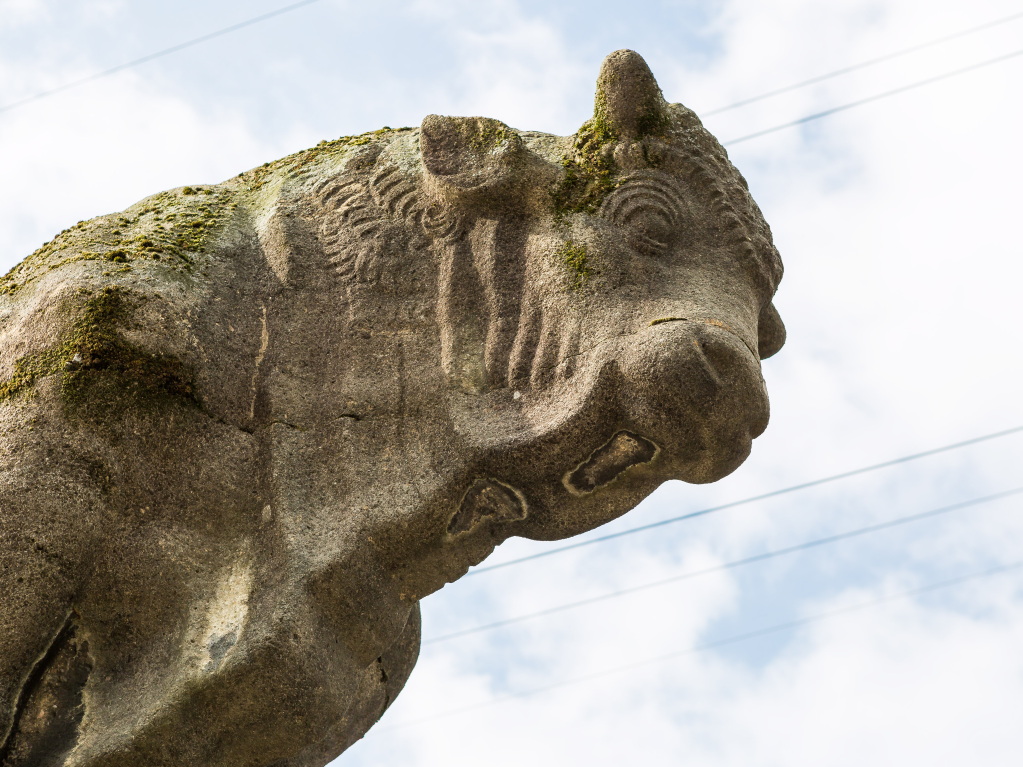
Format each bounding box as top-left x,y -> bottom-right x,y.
391,557 -> 1023,728
2,4 -> 1020,161
723,46 -> 1023,145
2,4 -> 1018,134
467,425 -> 1023,576
426,486 -> 1023,644
703,10 -> 1023,116
0,0 -> 322,115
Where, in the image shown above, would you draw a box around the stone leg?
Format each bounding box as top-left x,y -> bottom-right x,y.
274,604 -> 423,767
0,544 -> 77,762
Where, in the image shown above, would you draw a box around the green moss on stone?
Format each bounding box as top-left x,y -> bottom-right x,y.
1,187 -> 232,298
243,126 -> 409,190
557,240 -> 593,290
0,286 -> 197,415
466,120 -> 512,152
553,117 -> 620,219
635,108 -> 671,139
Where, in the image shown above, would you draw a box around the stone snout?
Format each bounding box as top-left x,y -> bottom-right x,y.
616,317 -> 770,484
436,318 -> 770,549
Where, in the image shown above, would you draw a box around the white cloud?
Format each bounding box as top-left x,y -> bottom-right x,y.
405,0 -> 590,133
345,566 -> 1023,766
701,584 -> 1023,766
0,0 -> 48,29
0,66 -> 292,272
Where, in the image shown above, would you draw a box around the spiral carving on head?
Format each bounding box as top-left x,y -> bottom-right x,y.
419,200 -> 461,241
680,154 -> 783,292
600,171 -> 686,256
370,162 -> 464,244
312,171 -> 388,284
312,152 -> 464,289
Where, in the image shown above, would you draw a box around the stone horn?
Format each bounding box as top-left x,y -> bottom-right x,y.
420,114 -> 525,201
593,49 -> 670,140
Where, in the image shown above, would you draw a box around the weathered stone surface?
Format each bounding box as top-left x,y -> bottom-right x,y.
0,50 -> 784,766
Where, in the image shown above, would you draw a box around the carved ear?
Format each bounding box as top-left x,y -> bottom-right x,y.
594,50 -> 670,140
420,115 -> 523,194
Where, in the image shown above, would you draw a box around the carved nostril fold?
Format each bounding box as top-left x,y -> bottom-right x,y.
695,329 -> 742,381
691,337 -> 724,391
649,316 -> 759,362
648,321 -> 766,412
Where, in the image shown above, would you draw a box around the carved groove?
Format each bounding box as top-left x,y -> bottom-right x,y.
0,613 -> 91,767
448,479 -> 528,535
564,431 -> 660,495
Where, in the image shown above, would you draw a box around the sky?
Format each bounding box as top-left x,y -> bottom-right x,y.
2,0 -> 1023,764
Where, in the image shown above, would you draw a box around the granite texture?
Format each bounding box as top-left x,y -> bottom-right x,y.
0,50 -> 784,766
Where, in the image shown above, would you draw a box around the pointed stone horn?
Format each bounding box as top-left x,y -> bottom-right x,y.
594,50 -> 670,140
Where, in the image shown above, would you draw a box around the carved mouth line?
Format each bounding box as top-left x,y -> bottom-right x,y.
564,430 -> 660,496
648,316 -> 758,359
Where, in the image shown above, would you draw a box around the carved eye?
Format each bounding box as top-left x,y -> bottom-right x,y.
626,207 -> 674,255
600,171 -> 684,257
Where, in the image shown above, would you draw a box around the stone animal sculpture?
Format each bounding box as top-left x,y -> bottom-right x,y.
0,50 -> 784,766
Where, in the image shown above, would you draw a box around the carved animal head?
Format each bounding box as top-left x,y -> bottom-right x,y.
309,50 -> 783,566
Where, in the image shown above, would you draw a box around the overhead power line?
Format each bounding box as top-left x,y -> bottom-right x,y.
394,557 -> 1023,728
723,46 -> 1023,145
0,0 -> 322,115
2,9 -> 1019,163
467,425 -> 1023,576
426,486 -> 1023,644
704,10 -> 1023,115
1,5 -> 1017,133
